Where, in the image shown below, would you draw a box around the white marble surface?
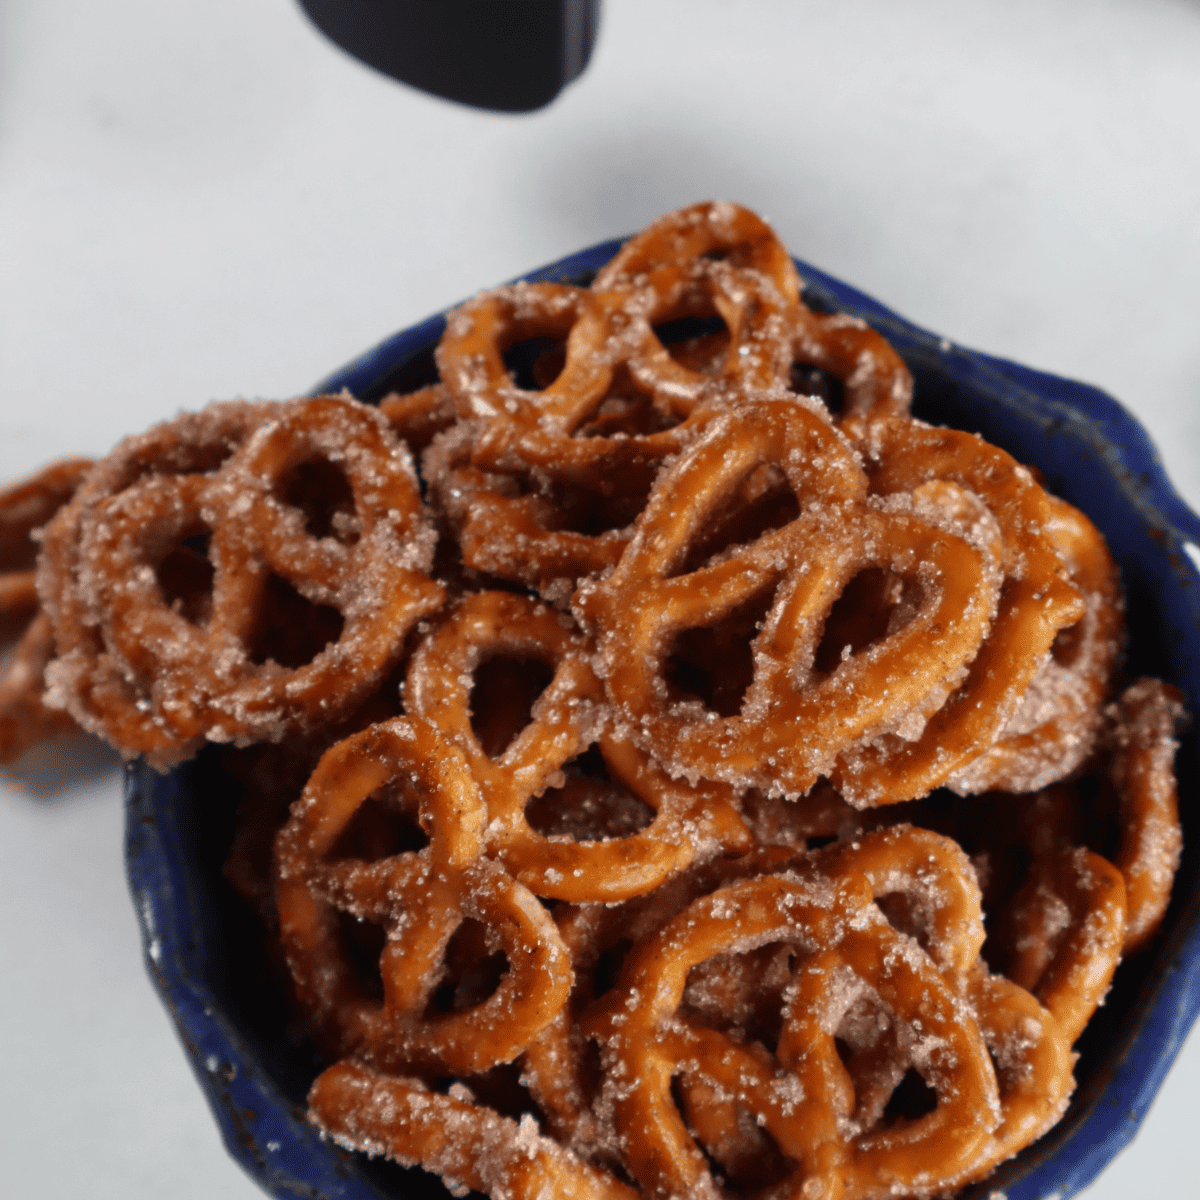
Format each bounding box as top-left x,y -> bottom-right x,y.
2,1 -> 1199,1196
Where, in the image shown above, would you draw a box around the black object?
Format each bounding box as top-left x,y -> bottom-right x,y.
298,0 -> 601,113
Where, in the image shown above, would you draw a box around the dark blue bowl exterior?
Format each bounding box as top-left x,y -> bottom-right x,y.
126,237 -> 1200,1200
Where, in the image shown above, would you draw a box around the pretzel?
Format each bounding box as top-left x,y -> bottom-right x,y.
309,1059 -> 639,1200
521,846 -> 804,1158
787,306 -> 914,428
956,967 -> 1076,1183
405,590 -> 751,902
815,830 -> 1075,1186
582,826 -> 1079,1199
577,397 -> 1003,799
0,458 -> 94,761
0,612 -> 77,762
38,399 -> 278,763
993,845 -> 1127,1045
945,494 -> 1125,795
581,871 -> 999,1197
1108,677 -> 1186,953
38,397 -> 444,768
832,417 -> 1087,804
275,716 -> 572,1075
423,419 -> 660,592
594,200 -> 802,305
594,200 -> 913,430
432,265 -> 794,592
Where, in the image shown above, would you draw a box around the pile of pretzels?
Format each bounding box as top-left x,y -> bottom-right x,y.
0,203 -> 1185,1199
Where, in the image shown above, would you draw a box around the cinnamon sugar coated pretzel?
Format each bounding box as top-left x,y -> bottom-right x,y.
7,202 -> 1191,1199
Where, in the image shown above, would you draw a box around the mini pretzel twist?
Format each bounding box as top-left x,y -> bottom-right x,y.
577,397 -> 1002,798
1107,676 -> 1186,953
0,458 -> 94,761
582,827 -> 1075,1200
994,844 -> 1127,1045
309,1060 -> 639,1200
595,200 -> 913,429
581,868 -> 992,1197
788,305 -> 914,428
432,258 -> 794,591
405,591 -> 750,902
275,716 -> 572,1076
423,419 -> 673,593
38,397 -> 444,767
593,200 -> 802,307
832,417 -> 1086,804
946,493 -> 1125,795
521,846 -> 804,1158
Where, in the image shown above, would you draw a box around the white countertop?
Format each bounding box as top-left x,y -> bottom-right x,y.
2,1 -> 1199,1196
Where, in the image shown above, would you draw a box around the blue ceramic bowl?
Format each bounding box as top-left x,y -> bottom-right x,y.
125,238 -> 1200,1200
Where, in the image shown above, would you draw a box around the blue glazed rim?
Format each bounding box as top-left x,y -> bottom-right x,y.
125,236 -> 1200,1200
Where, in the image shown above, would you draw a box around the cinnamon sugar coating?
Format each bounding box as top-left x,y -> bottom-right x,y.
7,201 -> 1189,1200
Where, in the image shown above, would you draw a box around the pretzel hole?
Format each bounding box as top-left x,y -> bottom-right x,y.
441,1061 -> 545,1122
682,943 -> 796,1047
593,938 -> 634,1001
812,568 -> 911,676
429,918 -> 508,1013
1077,775 -> 1120,863
876,891 -> 933,957
123,439 -> 243,492
155,530 -> 215,625
525,746 -> 655,841
335,910 -> 386,1003
1050,617 -> 1084,667
653,316 -> 730,373
880,1068 -> 938,1124
0,527 -> 38,574
788,363 -> 845,415
503,336 -> 566,391
529,475 -> 657,538
278,458 -> 360,544
672,1075 -> 793,1194
246,574 -> 343,668
329,785 -> 428,862
577,372 -> 687,438
675,465 -> 799,578
469,654 -> 555,758
666,588 -> 775,717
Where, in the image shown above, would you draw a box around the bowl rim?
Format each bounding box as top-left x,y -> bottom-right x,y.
126,233 -> 1200,1200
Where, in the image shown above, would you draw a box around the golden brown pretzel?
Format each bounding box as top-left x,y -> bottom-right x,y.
581,826 -> 1077,1199
521,846 -> 804,1157
946,493 -> 1125,795
0,458 -> 94,761
577,398 -> 1002,799
994,845 -> 1127,1045
431,278 -> 741,592
422,419 -> 664,593
39,397 -> 443,768
1108,676 -> 1186,953
959,967 -> 1076,1181
788,305 -> 914,427
582,870 -> 1001,1198
309,1060 -> 639,1200
405,590 -> 750,901
275,716 -> 572,1075
593,199 -> 801,309
0,612 -> 77,762
832,417 -> 1087,804
593,199 -> 913,429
